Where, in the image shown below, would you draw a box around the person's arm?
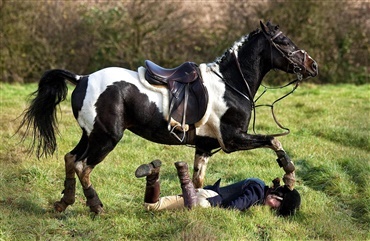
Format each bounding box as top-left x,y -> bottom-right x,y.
221,184 -> 264,211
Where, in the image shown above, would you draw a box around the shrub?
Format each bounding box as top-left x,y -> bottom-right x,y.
0,1 -> 368,84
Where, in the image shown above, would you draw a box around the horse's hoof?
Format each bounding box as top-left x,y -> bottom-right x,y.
283,172 -> 295,190
54,201 -> 68,212
283,162 -> 295,173
90,205 -> 104,214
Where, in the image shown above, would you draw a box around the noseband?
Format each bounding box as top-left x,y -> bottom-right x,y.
265,31 -> 307,81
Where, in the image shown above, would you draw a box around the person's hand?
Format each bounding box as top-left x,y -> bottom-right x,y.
272,177 -> 281,188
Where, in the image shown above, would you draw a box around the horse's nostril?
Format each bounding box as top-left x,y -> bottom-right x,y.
312,61 -> 318,71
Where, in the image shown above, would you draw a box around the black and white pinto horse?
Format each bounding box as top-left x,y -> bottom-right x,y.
19,21 -> 317,214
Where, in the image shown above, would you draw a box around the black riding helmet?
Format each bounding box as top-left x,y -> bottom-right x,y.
271,185 -> 301,216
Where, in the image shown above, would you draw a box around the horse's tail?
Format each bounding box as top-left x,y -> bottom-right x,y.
18,69 -> 81,158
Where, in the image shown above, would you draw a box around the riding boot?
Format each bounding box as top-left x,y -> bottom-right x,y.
174,161 -> 197,209
135,159 -> 162,203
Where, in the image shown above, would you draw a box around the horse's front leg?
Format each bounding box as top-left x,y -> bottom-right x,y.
223,133 -> 296,189
192,137 -> 220,188
54,153 -> 77,212
270,138 -> 296,190
192,151 -> 210,188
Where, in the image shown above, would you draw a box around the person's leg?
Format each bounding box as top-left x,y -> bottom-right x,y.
174,161 -> 197,209
136,160 -> 212,211
145,188 -> 219,211
195,188 -> 219,207
135,159 -> 162,203
145,195 -> 185,211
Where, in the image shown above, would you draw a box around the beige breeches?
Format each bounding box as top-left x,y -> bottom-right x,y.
144,188 -> 218,211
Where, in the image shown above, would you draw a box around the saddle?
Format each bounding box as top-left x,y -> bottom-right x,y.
145,60 -> 208,142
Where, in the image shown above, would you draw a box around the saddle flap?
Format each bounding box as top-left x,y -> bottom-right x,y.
170,80 -> 208,125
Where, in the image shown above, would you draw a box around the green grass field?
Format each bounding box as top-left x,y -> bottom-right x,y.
0,83 -> 369,240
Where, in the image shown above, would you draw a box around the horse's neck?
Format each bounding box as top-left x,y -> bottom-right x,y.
242,41 -> 272,97
219,48 -> 270,98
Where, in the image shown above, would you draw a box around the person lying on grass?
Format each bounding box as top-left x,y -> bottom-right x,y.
135,159 -> 301,216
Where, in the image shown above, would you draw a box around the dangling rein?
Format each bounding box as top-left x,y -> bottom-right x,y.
212,51 -> 303,137
252,78 -> 301,137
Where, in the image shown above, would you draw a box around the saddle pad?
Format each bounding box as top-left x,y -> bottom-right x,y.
137,67 -> 170,119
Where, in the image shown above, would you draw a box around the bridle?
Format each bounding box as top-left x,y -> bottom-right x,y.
211,29 -> 310,137
265,30 -> 307,82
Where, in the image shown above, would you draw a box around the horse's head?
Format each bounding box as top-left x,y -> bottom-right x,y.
260,21 -> 318,79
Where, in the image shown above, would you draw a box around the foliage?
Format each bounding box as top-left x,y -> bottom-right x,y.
256,1 -> 369,85
1,83 -> 369,240
0,1 -> 368,84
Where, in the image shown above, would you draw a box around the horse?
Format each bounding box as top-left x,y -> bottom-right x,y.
18,21 -> 318,214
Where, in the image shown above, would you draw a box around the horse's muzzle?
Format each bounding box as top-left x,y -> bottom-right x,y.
303,54 -> 318,78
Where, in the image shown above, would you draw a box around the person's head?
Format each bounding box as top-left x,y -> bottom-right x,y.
267,185 -> 301,216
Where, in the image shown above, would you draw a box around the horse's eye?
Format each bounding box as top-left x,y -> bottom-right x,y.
282,38 -> 291,46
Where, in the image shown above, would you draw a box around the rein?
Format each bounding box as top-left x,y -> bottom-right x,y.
252,79 -> 300,137
212,66 -> 300,137
211,30 -> 306,137
252,30 -> 308,136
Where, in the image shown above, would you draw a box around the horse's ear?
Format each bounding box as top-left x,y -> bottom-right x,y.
261,21 -> 280,36
260,21 -> 269,34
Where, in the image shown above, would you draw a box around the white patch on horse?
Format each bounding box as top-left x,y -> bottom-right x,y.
78,67 -> 163,135
196,63 -> 228,149
216,35 -> 249,63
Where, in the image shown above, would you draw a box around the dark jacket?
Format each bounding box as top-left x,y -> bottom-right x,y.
204,178 -> 268,211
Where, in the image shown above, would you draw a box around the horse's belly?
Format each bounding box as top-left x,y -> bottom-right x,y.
128,126 -> 183,145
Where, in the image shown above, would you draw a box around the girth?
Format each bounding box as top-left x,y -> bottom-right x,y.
145,60 -> 208,142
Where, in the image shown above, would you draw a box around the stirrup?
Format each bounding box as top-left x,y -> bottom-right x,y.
169,123 -> 186,142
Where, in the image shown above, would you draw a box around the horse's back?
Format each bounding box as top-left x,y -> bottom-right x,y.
89,67 -> 138,87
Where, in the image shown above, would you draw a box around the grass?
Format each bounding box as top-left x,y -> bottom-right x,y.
0,82 -> 369,241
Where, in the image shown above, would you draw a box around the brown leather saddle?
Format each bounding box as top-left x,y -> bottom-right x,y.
145,60 -> 208,141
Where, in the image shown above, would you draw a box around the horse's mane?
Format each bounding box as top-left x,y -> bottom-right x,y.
215,28 -> 261,64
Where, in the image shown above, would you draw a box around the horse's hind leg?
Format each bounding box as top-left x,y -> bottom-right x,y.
75,159 -> 103,214
54,132 -> 88,212
75,129 -> 123,214
54,153 -> 77,212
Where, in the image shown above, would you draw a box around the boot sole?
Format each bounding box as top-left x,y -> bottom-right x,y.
135,160 -> 162,178
174,161 -> 188,168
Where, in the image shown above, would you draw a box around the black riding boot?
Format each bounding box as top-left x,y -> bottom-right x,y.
174,161 -> 197,209
135,159 -> 162,203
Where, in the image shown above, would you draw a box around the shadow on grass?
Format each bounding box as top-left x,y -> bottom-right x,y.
312,129 -> 370,151
296,159 -> 369,225
1,197 -> 47,215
